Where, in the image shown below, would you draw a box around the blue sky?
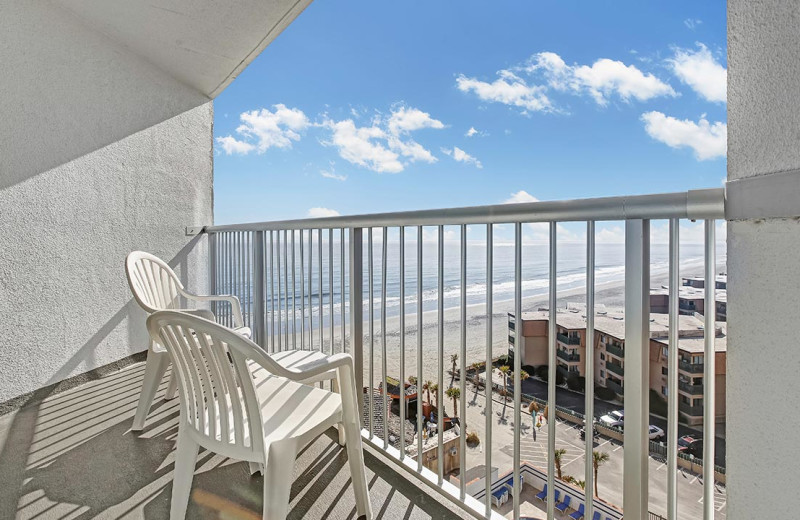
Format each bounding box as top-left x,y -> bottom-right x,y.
213,1 -> 726,243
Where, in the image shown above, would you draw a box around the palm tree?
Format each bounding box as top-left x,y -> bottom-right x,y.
498,365 -> 511,394
520,369 -> 529,385
450,354 -> 459,386
408,375 -> 417,387
445,386 -> 461,417
423,380 -> 434,405
592,450 -> 610,498
430,383 -> 439,409
554,448 -> 567,480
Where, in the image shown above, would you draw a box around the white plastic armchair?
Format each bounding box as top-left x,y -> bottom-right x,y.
146,310 -> 372,520
126,251 -> 251,431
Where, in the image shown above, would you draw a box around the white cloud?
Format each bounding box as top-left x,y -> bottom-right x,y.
387,106 -> 445,134
641,111 -> 727,160
442,146 -> 483,168
466,126 -> 486,137
323,105 -> 444,173
216,104 -> 309,155
684,18 -> 702,30
307,207 -> 340,218
458,52 -> 675,113
215,136 -> 255,155
456,71 -> 554,113
320,166 -> 347,181
504,190 -> 539,204
668,44 -> 727,103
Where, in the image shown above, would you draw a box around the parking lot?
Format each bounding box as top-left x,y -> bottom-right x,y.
461,389 -> 726,519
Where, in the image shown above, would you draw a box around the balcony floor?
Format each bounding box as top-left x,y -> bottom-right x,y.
0,363 -> 464,520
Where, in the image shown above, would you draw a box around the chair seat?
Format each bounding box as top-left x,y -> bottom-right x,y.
269,349 -> 338,383
249,363 -> 342,444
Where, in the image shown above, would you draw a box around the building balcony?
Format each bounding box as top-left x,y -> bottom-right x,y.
557,349 -> 581,362
556,333 -> 581,345
679,360 -> 705,374
605,343 -> 625,359
679,380 -> 704,395
605,379 -> 624,395
679,402 -> 705,417
606,361 -> 625,377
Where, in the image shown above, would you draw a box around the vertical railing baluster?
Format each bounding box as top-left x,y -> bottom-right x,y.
330,228 -> 335,354
585,221 -> 596,520
416,225 -> 424,472
300,230 -> 306,350
484,223 -> 493,519
283,230 -> 289,349
703,219 -> 716,520
253,231 -> 266,346
270,231 -> 275,353
381,227 -> 389,449
668,218 -> 679,520
513,222 -> 522,520
341,228 -> 346,353
227,232 -> 233,327
348,228 -> 364,420
437,225 -> 444,485
547,222 -> 556,519
309,228 -> 314,352
459,224 -> 467,501
291,230 -> 297,349
399,227 -> 406,460
319,229 -> 324,354
368,228 -> 374,438
623,219 -> 650,519
276,231 -> 282,351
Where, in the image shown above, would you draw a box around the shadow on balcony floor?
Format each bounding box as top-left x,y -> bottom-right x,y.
0,363 -> 463,519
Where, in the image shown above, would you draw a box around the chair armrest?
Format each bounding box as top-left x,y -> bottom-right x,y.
248,349 -> 354,383
171,308 -> 216,322
179,288 -> 244,328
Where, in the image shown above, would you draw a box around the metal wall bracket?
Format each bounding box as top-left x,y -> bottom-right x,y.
726,169 -> 800,220
185,226 -> 204,236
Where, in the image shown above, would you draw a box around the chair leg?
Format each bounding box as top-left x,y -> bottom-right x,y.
332,378 -> 346,446
164,370 -> 179,400
262,440 -> 298,520
338,366 -> 372,520
132,350 -> 170,431
249,461 -> 263,476
171,427 -> 199,520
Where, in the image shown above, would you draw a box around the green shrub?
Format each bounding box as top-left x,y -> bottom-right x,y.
566,374 -> 585,392
595,385 -> 616,401
650,389 -> 668,417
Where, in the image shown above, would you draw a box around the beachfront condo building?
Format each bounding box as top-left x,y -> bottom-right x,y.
508,309 -> 725,425
650,276 -> 728,321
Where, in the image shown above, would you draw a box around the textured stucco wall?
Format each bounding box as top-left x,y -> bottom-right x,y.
728,0 -> 800,517
0,2 -> 213,402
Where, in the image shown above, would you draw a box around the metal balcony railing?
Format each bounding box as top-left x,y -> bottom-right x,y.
203,188 -> 724,520
606,360 -> 625,377
556,349 -> 581,362
679,360 -> 705,373
679,402 -> 705,416
679,380 -> 704,394
556,332 -> 581,345
605,343 -> 625,359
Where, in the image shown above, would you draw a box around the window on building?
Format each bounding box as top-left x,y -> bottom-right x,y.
600,353 -> 605,361
662,366 -> 668,376
662,386 -> 668,396
600,370 -> 605,378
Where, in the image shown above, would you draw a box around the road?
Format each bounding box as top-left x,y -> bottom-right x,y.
516,376 -> 727,467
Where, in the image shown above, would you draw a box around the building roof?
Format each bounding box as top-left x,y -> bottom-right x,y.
651,285 -> 727,303
653,334 -> 728,354
517,307 -> 714,340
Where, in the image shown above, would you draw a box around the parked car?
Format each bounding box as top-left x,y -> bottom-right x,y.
677,435 -> 703,457
648,425 -> 665,440
599,410 -> 624,427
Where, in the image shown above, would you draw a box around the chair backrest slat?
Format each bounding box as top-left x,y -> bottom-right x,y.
149,311 -> 263,453
126,251 -> 184,314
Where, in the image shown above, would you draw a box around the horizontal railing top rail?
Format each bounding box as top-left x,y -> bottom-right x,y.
204,188 -> 724,232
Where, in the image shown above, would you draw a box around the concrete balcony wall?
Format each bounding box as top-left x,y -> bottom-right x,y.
728,0 -> 800,516
0,2 -> 213,404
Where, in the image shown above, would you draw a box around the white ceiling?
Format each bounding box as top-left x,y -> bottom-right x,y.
55,0 -> 313,97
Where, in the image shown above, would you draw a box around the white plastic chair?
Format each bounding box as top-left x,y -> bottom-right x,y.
125,251 -> 341,437
146,310 -> 372,520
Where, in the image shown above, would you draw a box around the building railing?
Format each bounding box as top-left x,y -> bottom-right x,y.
203,187 -> 724,520
678,380 -> 704,394
556,333 -> 581,345
605,343 -> 625,359
605,379 -> 624,395
679,360 -> 704,373
606,360 -> 625,377
556,349 -> 581,362
679,402 -> 704,416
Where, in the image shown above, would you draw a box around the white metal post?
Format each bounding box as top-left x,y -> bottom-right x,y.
703,220 -> 716,520
623,219 -> 650,519
252,230 -> 266,346
349,227 -> 364,420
